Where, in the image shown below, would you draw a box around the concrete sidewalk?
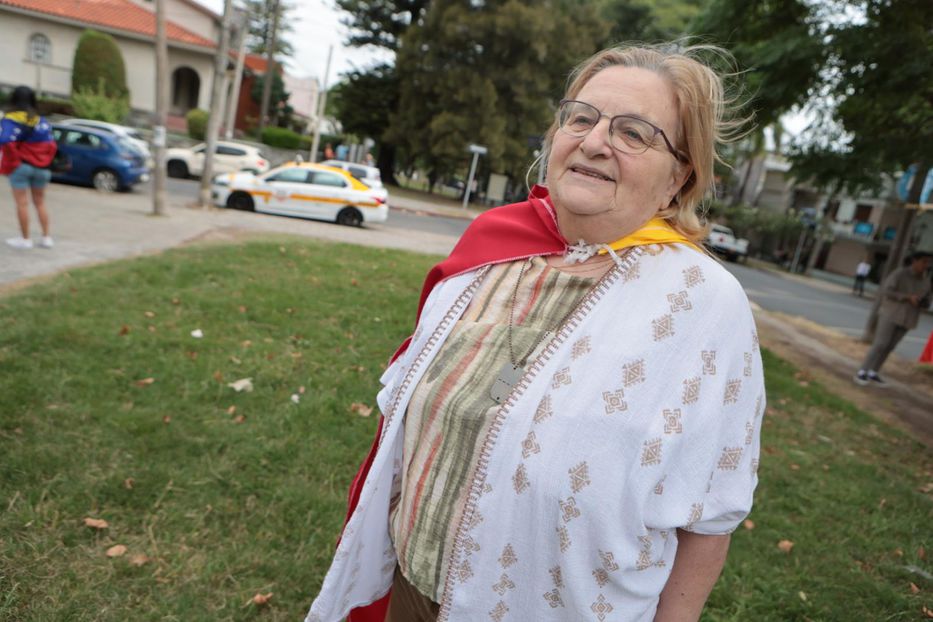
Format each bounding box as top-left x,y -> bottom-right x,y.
0,184 -> 460,290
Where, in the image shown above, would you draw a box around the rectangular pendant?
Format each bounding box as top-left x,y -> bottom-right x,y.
490,362 -> 524,404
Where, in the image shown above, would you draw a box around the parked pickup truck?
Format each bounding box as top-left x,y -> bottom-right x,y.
706,223 -> 749,262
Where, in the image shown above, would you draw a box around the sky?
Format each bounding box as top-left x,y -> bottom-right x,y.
194,0 -> 390,85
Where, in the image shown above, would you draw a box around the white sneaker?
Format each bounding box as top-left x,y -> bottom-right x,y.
38,236 -> 54,249
6,237 -> 33,250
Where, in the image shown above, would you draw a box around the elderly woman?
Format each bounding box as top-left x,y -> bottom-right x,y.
307,42 -> 764,622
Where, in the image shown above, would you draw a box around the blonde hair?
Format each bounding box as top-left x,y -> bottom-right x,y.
541,41 -> 748,244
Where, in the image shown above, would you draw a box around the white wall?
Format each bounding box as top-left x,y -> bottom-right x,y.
0,10 -> 214,115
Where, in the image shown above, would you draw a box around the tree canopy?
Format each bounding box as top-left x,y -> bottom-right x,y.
244,0 -> 294,58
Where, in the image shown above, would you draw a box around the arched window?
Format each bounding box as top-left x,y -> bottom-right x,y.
28,33 -> 51,64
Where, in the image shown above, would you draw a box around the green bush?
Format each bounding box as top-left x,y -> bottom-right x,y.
37,97 -> 74,116
261,126 -> 302,149
71,78 -> 129,123
71,30 -> 128,100
186,109 -> 209,140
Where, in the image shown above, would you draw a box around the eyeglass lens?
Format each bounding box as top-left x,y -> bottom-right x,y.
559,101 -> 657,154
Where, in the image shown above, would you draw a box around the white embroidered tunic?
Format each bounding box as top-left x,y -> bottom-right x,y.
306,245 -> 766,622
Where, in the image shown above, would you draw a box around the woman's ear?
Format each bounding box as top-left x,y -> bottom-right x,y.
669,162 -> 694,201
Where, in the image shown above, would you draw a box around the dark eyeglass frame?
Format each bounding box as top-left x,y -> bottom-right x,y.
558,99 -> 686,163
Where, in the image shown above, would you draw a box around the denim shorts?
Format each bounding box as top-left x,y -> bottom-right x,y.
8,162 -> 52,190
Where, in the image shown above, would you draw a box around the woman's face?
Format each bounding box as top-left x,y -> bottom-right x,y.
546,66 -> 690,243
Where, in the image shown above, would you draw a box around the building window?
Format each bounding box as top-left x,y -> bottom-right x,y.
28,33 -> 51,64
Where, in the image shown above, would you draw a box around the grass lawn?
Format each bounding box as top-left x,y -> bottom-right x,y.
1,239 -> 930,621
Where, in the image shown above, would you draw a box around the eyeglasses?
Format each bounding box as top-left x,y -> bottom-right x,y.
557,99 -> 685,162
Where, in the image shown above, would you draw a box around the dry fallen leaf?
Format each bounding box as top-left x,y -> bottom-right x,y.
186,351 -> 199,360
238,305 -> 247,313
919,546 -> 927,561
134,377 -> 156,387
910,582 -> 920,594
171,297 -> 180,305
251,592 -> 273,606
213,370 -> 224,383
350,402 -> 373,417
241,340 -> 252,348
106,544 -> 127,557
130,553 -> 150,566
923,605 -> 933,619
124,478 -> 135,490
162,415 -> 171,424
229,355 -> 241,365
147,325 -> 156,333
226,405 -> 237,415
742,519 -> 755,530
84,517 -> 109,530
351,278 -> 359,286
798,591 -> 807,602
298,386 -> 306,394
777,540 -> 794,553
227,378 -> 254,393
118,324 -> 130,336
144,311 -> 155,318
790,464 -> 800,471
233,414 -> 246,424
895,548 -> 904,557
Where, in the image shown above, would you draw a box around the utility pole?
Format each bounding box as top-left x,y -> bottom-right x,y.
257,0 -> 279,136
309,45 -> 333,163
861,161 -> 930,342
199,0 -> 234,208
151,0 -> 169,216
224,7 -> 247,140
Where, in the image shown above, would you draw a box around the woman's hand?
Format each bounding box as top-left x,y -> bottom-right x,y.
654,529 -> 731,622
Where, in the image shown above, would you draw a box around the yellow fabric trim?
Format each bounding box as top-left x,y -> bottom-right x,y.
5,111 -> 39,127
597,217 -> 701,254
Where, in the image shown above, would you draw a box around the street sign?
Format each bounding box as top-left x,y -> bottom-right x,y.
468,144 -> 488,155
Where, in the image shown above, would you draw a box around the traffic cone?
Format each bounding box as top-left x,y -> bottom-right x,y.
920,330 -> 933,364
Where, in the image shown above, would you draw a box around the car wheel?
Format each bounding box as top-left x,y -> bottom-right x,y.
336,207 -> 363,227
167,160 -> 189,178
92,169 -> 120,193
226,191 -> 255,211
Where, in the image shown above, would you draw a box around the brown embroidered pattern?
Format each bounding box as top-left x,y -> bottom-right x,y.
559,497 -> 581,523
641,438 -> 662,466
667,290 -> 692,313
521,431 -> 541,459
718,446 -> 743,470
685,503 -> 704,530
701,350 -> 717,375
467,510 -> 484,531
663,408 -> 683,434
751,458 -> 760,475
569,461 -> 591,493
723,379 -> 742,405
534,394 -> 553,424
653,476 -> 665,495
556,525 -> 571,552
636,534 -> 665,571
652,314 -> 675,341
551,367 -> 572,389
512,463 -> 530,494
682,376 -> 701,404
754,395 -> 763,420
543,589 -> 564,608
489,601 -> 509,622
549,565 -> 564,588
456,558 -> 474,583
622,261 -> 641,282
745,421 -> 755,445
602,389 -> 627,415
593,567 -> 609,587
463,536 -> 481,556
743,352 -> 753,377
591,594 -> 614,621
752,329 -> 759,347
683,265 -> 704,288
492,573 -> 515,596
572,336 -> 591,360
600,550 -> 620,572
622,359 -> 646,387
499,544 -> 518,568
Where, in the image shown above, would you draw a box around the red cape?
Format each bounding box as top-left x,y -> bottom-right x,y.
344,186 -> 567,621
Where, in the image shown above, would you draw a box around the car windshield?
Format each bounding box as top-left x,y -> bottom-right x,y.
117,137 -> 143,155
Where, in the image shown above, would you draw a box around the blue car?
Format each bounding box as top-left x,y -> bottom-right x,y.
51,124 -> 150,192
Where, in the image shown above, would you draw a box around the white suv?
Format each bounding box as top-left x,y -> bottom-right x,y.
166,141 -> 270,179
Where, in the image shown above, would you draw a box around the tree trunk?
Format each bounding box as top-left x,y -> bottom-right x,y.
376,143 -> 399,187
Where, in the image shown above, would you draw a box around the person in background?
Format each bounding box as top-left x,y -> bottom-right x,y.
0,85 -> 57,250
306,41 -> 764,622
324,142 -> 336,160
853,257 -> 871,296
854,251 -> 933,386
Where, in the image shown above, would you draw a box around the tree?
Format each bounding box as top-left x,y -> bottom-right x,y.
243,0 -> 294,57
250,70 -> 290,123
71,30 -> 129,100
335,0 -> 431,52
388,0 -> 607,186
329,64 -> 400,184
600,0 -> 703,45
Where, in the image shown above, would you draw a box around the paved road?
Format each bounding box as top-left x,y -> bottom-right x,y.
723,261 -> 931,361
139,177 -> 473,238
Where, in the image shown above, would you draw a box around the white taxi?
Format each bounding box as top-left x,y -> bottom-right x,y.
212,162 -> 388,226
